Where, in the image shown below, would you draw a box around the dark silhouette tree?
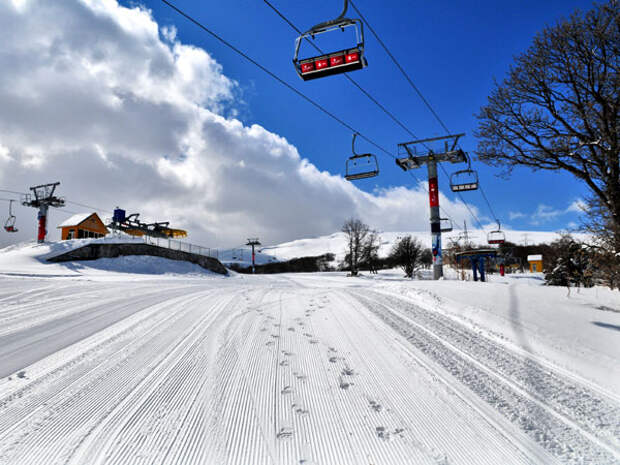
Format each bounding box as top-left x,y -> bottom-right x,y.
389,236 -> 423,278
341,218 -> 370,276
476,1 -> 620,255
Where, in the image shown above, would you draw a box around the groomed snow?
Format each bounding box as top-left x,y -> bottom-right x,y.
0,242 -> 618,464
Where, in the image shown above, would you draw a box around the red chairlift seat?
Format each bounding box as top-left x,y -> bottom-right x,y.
293,10 -> 367,81
4,200 -> 18,233
487,222 -> 505,244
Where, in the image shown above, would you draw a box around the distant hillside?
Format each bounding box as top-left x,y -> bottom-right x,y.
256,229 -> 588,265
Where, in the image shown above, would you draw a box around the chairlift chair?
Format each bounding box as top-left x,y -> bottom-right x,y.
450,155 -> 479,192
293,0 -> 367,81
345,133 -> 379,181
487,221 -> 505,244
440,218 -> 453,232
4,200 -> 18,233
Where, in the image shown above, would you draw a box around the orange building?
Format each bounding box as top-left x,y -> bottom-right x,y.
527,254 -> 543,273
58,213 -> 109,240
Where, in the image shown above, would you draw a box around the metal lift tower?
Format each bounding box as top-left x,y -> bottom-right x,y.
246,238 -> 261,274
21,182 -> 65,243
396,134 -> 467,280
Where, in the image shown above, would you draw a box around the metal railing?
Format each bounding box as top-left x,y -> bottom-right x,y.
109,234 -> 220,259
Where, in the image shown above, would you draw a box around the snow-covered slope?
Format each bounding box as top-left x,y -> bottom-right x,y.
0,269 -> 618,464
0,240 -> 223,279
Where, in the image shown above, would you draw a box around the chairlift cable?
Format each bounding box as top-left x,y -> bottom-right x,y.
264,0 -> 420,141
348,0 -> 451,135
65,200 -> 114,214
478,183 -> 501,224
161,0 -> 391,160
162,1 -> 465,231
349,0 -> 503,232
263,2 -> 468,230
0,189 -> 27,196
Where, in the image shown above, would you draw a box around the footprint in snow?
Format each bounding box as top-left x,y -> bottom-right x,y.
281,385 -> 293,395
369,400 -> 383,413
375,426 -> 390,441
277,427 -> 293,439
279,359 -> 290,367
341,366 -> 354,376
328,356 -> 338,363
265,341 -> 275,346
338,376 -> 351,390
292,403 -> 309,417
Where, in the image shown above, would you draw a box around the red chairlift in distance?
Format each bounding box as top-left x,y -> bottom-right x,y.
4,200 -> 18,233
293,0 -> 367,81
487,221 -> 506,244
345,133 -> 379,181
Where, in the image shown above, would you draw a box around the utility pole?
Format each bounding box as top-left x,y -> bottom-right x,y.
246,238 -> 261,274
21,182 -> 65,243
396,134 -> 467,280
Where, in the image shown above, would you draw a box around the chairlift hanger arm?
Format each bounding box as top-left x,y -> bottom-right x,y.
308,0 -> 349,33
398,133 -> 465,150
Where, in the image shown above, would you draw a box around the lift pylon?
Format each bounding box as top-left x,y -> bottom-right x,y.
246,238 -> 261,274
396,134 -> 467,280
21,182 -> 65,243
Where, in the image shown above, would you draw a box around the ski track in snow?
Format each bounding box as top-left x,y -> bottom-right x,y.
0,275 -> 617,464
351,290 -> 620,465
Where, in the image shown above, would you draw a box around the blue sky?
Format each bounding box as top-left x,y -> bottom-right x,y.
142,0 -> 594,231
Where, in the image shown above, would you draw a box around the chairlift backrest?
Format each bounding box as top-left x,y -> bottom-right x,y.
345,154 -> 379,180
293,1 -> 367,81
450,169 -> 479,192
345,132 -> 379,181
440,218 -> 453,232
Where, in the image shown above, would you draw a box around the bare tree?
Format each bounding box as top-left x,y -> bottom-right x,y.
389,236 -> 423,278
361,230 -> 381,274
341,218 -> 370,276
475,1 -> 620,253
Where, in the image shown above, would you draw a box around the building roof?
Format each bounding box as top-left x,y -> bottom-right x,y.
527,254 -> 543,261
57,213 -> 96,228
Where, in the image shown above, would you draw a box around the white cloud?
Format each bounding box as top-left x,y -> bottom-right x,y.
0,0 -> 481,248
509,211 -> 525,220
566,199 -> 586,213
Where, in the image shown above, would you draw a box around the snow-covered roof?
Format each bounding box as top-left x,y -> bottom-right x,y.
57,213 -> 96,228
527,254 -> 543,261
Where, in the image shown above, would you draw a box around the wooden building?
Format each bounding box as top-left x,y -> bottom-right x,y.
527,254 -> 543,273
58,213 -> 109,240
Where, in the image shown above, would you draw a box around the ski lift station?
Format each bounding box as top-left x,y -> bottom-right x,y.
58,213 -> 109,240
528,254 -> 543,272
